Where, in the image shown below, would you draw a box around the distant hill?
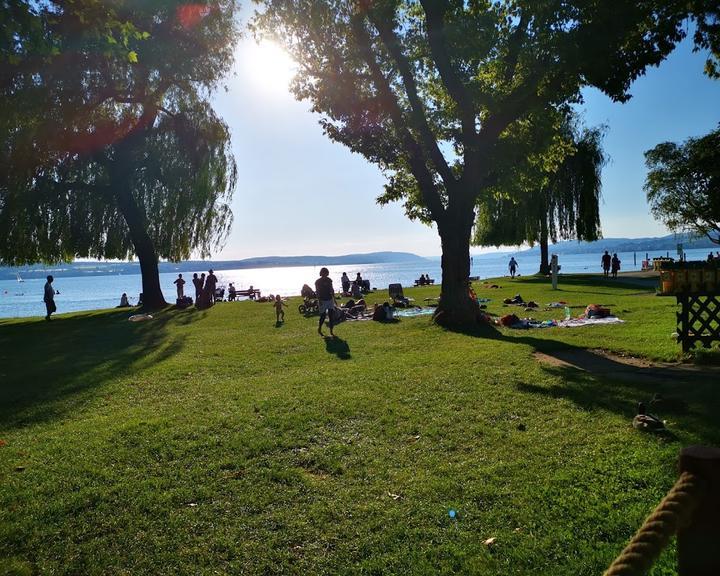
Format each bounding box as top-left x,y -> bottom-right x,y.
1,251 -> 427,280
519,233 -> 717,256
233,251 -> 425,268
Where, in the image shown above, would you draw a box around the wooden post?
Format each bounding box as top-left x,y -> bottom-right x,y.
677,446 -> 720,576
551,254 -> 558,290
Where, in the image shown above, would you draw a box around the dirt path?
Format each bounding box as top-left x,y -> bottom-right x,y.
534,348 -> 720,384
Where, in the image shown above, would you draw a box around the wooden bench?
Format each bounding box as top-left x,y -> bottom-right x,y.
414,279 -> 435,287
228,288 -> 261,301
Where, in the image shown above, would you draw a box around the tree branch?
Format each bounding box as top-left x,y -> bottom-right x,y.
503,11 -> 528,86
419,1 -> 476,140
351,15 -> 446,221
365,10 -> 456,190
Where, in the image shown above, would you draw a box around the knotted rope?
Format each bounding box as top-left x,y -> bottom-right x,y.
603,471 -> 706,576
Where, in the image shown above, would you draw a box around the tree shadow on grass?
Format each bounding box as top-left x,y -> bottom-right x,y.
431,316 -> 719,443
0,307 -> 206,431
496,333 -> 720,445
324,336 -> 351,360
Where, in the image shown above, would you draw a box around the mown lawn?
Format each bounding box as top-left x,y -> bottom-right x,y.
1,274 -> 718,575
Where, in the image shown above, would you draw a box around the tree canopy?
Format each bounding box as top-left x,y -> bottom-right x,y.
475,117 -> 606,273
254,0 -> 689,325
1,0 -> 239,306
645,126 -> 720,245
691,0 -> 720,78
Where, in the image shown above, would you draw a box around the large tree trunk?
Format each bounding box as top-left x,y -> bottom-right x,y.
434,204 -> 483,328
539,217 -> 550,275
113,184 -> 167,309
109,137 -> 167,310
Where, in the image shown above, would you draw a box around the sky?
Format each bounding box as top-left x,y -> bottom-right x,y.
211,19 -> 720,260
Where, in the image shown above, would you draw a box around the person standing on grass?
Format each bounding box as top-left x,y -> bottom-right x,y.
315,267 -> 337,337
601,251 -> 612,277
611,253 -> 621,279
192,273 -> 202,302
205,269 -> 218,303
43,275 -> 56,321
508,257 -> 518,278
174,273 -> 186,299
274,294 -> 287,323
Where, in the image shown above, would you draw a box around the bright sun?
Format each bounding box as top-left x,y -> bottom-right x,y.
241,39 -> 296,97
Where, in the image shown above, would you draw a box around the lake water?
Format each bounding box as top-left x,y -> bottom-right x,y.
1,248 -> 711,319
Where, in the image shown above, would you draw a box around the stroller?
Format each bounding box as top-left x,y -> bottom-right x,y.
299,284 -> 319,314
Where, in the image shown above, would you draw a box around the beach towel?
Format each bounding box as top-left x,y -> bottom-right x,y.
557,316 -> 624,328
394,307 -> 435,318
503,318 -> 558,329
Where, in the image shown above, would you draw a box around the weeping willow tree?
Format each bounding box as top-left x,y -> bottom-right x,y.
1,1 -> 239,308
475,121 -> 606,274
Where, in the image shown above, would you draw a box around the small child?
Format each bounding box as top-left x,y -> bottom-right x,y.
274,294 -> 287,323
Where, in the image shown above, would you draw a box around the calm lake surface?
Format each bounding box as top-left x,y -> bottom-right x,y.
1,248 -> 711,319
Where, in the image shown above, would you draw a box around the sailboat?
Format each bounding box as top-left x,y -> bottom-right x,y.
16,272 -> 24,283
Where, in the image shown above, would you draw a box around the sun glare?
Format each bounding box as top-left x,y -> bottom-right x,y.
242,39 -> 296,97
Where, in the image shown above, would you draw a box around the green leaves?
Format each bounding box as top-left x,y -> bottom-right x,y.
645,127 -> 720,244
474,114 -> 606,249
1,0 -> 240,265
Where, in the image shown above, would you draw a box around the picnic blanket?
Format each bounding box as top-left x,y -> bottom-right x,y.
557,316 -> 625,328
394,307 -> 435,318
504,318 -> 558,329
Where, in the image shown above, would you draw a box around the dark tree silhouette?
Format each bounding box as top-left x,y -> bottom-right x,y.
1,1 -> 238,308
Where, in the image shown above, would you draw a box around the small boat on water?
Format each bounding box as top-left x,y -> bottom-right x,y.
16,273 -> 24,283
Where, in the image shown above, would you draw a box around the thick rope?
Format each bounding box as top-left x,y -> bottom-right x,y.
603,471 -> 705,576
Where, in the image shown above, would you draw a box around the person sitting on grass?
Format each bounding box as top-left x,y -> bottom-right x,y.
350,281 -> 362,299
274,294 -> 287,323
118,293 -> 130,307
373,301 -> 395,322
341,272 -> 351,293
341,298 -> 367,319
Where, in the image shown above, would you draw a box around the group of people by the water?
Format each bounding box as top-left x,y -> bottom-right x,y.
188,270 -> 218,308
601,251 -> 621,278
314,268 -> 400,337
340,271 -> 371,297
416,274 -> 432,285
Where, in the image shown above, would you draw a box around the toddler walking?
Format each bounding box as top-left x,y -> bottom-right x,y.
274,294 -> 287,323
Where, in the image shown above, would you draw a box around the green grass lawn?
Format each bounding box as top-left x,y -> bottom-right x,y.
1,274 -> 718,575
